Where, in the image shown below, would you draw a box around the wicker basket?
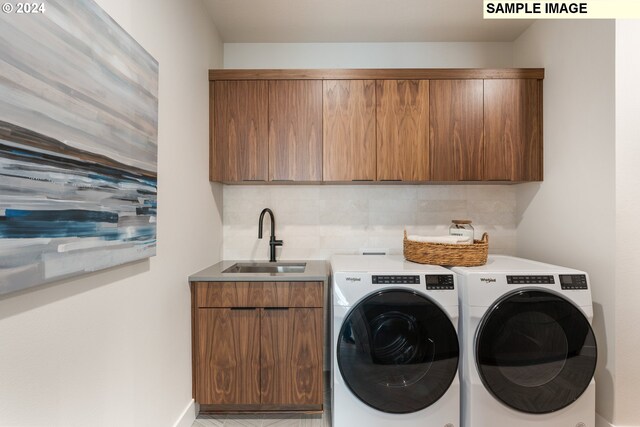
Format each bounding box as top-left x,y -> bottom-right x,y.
403,230 -> 489,267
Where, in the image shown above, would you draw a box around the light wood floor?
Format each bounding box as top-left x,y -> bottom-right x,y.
192,376 -> 331,427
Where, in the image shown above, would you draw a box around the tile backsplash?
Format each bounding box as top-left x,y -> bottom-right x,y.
223,185 -> 516,260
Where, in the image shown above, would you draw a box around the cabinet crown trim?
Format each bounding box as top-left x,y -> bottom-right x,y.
209,68 -> 545,81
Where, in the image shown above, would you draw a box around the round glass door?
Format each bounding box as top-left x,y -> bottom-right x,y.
337,290 -> 459,414
476,290 -> 597,414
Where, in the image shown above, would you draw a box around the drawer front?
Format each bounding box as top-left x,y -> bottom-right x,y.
262,282 -> 323,308
195,281 -> 323,308
196,282 -> 262,308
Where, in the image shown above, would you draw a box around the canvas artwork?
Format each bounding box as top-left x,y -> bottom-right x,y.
0,0 -> 159,294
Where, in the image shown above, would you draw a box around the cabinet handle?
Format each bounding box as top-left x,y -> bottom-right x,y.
381,179 -> 402,182
352,179 -> 373,182
271,179 -> 294,182
264,307 -> 290,310
230,307 -> 257,310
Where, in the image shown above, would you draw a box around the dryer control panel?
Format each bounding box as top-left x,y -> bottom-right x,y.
426,275 -> 455,290
372,275 -> 419,284
507,275 -> 554,285
560,274 -> 588,290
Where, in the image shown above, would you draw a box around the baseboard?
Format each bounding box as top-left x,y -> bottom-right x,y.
173,399 -> 196,427
597,413 -> 614,427
595,413 -> 639,427
597,413 -> 640,427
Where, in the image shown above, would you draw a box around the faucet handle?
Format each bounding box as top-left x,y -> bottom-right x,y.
268,237 -> 283,263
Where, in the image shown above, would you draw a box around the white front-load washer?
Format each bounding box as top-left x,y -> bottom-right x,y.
331,255 -> 460,427
451,255 -> 597,427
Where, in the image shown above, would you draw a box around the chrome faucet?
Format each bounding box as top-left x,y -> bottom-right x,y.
258,208 -> 283,262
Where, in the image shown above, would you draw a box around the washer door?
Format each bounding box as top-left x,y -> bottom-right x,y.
476,290 -> 597,414
337,289 -> 459,414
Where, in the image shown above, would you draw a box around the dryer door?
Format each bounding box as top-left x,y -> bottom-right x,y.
476,289 -> 597,414
337,289 -> 459,414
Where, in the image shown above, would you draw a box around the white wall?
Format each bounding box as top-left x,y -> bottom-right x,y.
222,41 -> 518,261
0,1 -> 223,426
614,20 -> 640,427
513,20 -> 617,423
224,42 -> 513,68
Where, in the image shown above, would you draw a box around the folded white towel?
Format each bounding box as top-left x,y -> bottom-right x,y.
407,235 -> 472,244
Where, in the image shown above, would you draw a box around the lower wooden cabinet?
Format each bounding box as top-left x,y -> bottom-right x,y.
260,308 -> 323,408
191,281 -> 324,412
196,308 -> 261,405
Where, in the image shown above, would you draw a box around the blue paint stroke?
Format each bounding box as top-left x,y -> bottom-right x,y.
4,209 -> 118,222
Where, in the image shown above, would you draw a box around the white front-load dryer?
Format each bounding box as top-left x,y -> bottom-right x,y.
331,255 -> 460,427
451,255 -> 597,427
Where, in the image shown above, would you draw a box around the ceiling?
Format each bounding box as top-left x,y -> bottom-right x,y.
202,0 -> 534,43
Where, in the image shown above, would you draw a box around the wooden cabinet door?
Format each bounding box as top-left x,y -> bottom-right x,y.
196,308 -> 261,405
376,80 -> 430,181
214,81 -> 268,182
430,80 -> 484,181
260,308 -> 323,407
269,81 -> 322,181
323,80 -> 376,181
484,79 -> 543,181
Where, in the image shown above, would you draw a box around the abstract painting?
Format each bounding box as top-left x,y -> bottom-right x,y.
0,0 -> 158,294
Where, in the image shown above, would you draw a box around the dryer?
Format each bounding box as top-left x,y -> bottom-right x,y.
331,255 -> 460,427
451,255 -> 597,427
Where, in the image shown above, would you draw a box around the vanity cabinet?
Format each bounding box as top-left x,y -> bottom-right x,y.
191,281 -> 324,412
209,69 -> 544,184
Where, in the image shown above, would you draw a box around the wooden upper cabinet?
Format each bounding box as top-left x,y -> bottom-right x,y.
430,80 -> 484,181
209,69 -> 544,184
268,81 -> 323,181
376,80 -> 430,181
323,80 -> 376,181
209,82 -> 223,182
213,81 -> 269,182
484,79 -> 543,181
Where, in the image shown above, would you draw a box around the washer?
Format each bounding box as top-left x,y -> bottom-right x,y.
451,255 -> 597,427
331,255 -> 460,427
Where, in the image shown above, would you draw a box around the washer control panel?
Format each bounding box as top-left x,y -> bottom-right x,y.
426,274 -> 455,290
560,274 -> 588,290
507,275 -> 555,285
372,275 -> 420,285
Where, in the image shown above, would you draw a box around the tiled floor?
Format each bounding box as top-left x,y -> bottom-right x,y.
193,377 -> 331,427
193,412 -> 329,427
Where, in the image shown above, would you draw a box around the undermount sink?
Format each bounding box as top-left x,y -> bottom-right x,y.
222,262 -> 307,274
